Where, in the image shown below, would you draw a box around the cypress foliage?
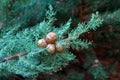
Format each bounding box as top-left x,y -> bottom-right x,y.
0,5 -> 102,79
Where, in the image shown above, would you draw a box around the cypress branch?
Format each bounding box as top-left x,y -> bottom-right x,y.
0,5 -> 102,78
0,52 -> 28,63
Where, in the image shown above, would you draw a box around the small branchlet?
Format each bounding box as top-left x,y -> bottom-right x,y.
0,52 -> 28,63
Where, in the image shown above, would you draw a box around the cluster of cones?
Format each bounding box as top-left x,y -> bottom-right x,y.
37,32 -> 69,54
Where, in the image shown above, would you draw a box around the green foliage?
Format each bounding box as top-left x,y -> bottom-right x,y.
102,9 -> 120,24
70,39 -> 92,50
0,0 -> 57,28
0,5 -> 102,79
83,54 -> 108,80
87,0 -> 120,12
85,1 -> 120,79
88,65 -> 108,80
0,0 -> 81,29
69,12 -> 102,39
54,18 -> 72,40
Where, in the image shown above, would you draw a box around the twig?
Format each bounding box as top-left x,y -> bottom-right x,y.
0,52 -> 28,63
